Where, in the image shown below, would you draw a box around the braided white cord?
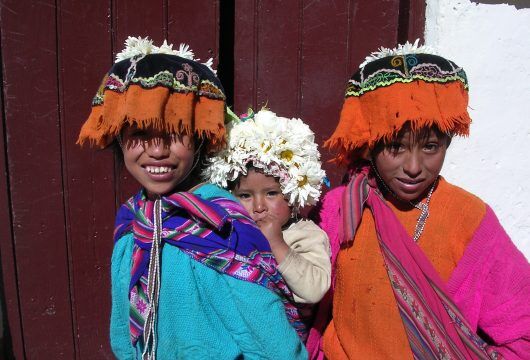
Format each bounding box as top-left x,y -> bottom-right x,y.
142,198 -> 162,360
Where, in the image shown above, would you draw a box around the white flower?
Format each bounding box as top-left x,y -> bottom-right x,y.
203,109 -> 326,209
202,58 -> 216,74
176,43 -> 195,60
156,40 -> 178,55
114,36 -> 217,72
359,39 -> 437,68
115,36 -> 156,62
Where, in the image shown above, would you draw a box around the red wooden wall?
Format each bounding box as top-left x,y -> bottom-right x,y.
233,0 -> 425,184
0,0 -> 424,358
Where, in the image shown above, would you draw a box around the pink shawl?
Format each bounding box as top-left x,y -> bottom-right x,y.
307,177 -> 530,359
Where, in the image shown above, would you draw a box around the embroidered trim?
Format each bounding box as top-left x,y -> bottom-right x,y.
346,60 -> 468,97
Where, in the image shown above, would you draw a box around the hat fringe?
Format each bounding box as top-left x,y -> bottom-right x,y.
325,81 -> 471,165
77,85 -> 225,151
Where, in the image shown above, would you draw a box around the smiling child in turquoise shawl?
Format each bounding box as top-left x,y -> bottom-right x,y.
78,36 -> 307,360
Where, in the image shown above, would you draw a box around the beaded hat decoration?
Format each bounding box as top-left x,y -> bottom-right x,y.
203,109 -> 326,209
77,36 -> 226,151
326,39 -> 471,164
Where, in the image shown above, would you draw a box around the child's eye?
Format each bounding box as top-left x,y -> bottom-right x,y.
266,191 -> 281,197
387,142 -> 404,153
236,193 -> 251,200
424,143 -> 439,152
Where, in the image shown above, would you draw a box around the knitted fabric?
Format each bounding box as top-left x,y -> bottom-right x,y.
277,220 -> 331,304
111,235 -> 307,359
307,181 -> 530,359
113,184 -> 307,345
110,184 -> 308,359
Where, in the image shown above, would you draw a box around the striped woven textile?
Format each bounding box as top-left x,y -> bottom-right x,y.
114,189 -> 307,346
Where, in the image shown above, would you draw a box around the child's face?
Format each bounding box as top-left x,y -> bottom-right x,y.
233,169 -> 291,227
373,127 -> 448,202
121,125 -> 196,199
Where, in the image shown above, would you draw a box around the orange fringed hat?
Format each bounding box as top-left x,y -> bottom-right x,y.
78,37 -> 227,151
325,41 -> 471,164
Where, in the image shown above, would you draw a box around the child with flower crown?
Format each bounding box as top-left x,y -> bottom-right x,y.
204,109 -> 331,305
78,37 -> 307,359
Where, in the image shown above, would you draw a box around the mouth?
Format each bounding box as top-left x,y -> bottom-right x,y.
142,165 -> 176,181
396,177 -> 424,185
252,216 -> 267,224
395,177 -> 425,193
144,165 -> 174,174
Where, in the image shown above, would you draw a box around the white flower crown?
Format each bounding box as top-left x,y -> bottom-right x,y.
359,39 -> 437,68
203,109 -> 326,209
115,36 -> 215,72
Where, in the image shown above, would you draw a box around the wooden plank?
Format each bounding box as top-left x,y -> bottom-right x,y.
407,0 -> 426,42
167,0 -> 222,99
218,0 -> 235,106
234,0 -> 258,113
234,0 -> 302,115
168,0 -> 219,66
299,0 -> 352,187
234,0 -> 401,186
0,37 -> 25,360
114,0 -> 166,46
347,0 -> 401,72
255,0 -> 302,115
0,0 -> 75,357
397,0 -> 427,44
57,0 -> 116,358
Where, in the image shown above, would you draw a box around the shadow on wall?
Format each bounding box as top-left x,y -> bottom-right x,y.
472,0 -> 530,9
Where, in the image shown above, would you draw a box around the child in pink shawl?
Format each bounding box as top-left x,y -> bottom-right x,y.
307,43 -> 530,359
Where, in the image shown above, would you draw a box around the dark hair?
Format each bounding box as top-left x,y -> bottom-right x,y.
344,122 -> 452,176
226,164 -> 267,191
190,136 -> 211,182
111,139 -> 124,165
372,122 -> 452,156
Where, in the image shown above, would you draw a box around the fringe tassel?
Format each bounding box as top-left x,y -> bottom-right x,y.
78,86 -> 225,151
325,81 -> 471,165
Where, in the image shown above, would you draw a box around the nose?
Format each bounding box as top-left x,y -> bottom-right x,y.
402,151 -> 422,178
144,137 -> 170,159
253,196 -> 267,213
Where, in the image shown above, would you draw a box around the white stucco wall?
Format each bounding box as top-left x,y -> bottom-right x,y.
425,0 -> 530,259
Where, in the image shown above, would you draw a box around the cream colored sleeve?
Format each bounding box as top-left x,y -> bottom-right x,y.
277,220 -> 331,304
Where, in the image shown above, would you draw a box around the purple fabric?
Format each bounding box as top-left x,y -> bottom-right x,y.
114,189 -> 308,344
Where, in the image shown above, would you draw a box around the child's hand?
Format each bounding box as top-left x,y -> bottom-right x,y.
256,213 -> 285,245
232,169 -> 293,263
255,213 -> 290,263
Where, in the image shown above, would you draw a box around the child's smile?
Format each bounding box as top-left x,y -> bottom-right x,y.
373,127 -> 448,203
144,165 -> 173,174
121,125 -> 196,199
